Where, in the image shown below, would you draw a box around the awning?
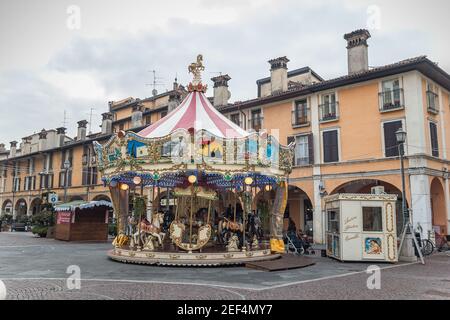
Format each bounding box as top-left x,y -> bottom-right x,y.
54,200 -> 113,212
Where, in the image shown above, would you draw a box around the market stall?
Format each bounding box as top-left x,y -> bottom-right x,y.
54,200 -> 112,241
93,55 -> 295,266
324,193 -> 398,263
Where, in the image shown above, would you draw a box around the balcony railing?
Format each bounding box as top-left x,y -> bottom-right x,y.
426,91 -> 439,114
319,102 -> 339,122
379,89 -> 404,111
291,110 -> 309,127
249,117 -> 263,131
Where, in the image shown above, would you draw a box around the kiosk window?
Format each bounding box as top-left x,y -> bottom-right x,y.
362,207 -> 383,231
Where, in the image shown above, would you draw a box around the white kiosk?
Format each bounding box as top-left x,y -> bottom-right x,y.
324,193 -> 398,263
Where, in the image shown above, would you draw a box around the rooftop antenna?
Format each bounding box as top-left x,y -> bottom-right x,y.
62,110 -> 69,128
86,108 -> 95,135
145,70 -> 164,96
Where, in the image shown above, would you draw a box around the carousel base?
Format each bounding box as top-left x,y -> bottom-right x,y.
107,247 -> 280,267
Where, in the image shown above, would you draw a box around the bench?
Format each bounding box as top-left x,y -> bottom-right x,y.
11,223 -> 26,232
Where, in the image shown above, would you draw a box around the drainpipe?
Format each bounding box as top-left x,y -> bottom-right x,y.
238,105 -> 247,130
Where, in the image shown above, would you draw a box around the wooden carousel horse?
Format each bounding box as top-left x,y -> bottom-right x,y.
132,212 -> 165,249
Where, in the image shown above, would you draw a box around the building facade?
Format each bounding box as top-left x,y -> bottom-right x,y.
217,30 -> 450,244
0,84 -> 184,219
1,30 -> 449,245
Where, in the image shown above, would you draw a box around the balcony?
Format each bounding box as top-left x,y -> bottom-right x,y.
426,91 -> 439,114
379,89 -> 404,112
291,110 -> 309,127
319,102 -> 339,122
249,117 -> 263,131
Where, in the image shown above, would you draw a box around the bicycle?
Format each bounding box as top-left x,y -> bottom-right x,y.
415,232 -> 434,256
434,232 -> 450,252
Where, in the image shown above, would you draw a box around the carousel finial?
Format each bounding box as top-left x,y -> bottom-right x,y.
187,54 -> 207,92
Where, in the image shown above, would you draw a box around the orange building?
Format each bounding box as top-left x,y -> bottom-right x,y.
215,30 -> 450,244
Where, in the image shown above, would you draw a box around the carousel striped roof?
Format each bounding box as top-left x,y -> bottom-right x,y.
138,90 -> 249,139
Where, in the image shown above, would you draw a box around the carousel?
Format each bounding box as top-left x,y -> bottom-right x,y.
93,55 -> 295,266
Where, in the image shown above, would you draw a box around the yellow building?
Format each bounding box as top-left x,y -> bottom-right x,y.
215,30 -> 450,244
0,83 -> 185,219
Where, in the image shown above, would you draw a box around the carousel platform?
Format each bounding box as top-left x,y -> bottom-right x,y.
108,247 -> 280,267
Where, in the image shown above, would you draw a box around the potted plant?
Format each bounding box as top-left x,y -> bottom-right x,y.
30,208 -> 55,238
0,213 -> 13,232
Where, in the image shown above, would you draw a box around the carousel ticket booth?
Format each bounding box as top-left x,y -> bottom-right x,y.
54,200 -> 113,241
324,193 -> 398,263
93,55 -> 295,266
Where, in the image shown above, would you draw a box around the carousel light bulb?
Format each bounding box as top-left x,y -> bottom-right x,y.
120,183 -> 129,191
265,185 -> 271,191
133,176 -> 142,185
244,177 -> 253,185
188,175 -> 197,184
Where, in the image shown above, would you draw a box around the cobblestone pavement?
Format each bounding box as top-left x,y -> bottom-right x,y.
0,232 -> 449,299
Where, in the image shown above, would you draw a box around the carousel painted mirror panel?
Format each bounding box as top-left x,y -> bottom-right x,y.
93,55 -> 295,266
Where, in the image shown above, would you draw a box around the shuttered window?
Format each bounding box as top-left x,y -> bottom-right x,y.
383,121 -> 402,157
323,130 -> 339,163
430,122 -> 439,157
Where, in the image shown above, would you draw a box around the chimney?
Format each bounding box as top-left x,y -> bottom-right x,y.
77,120 -> 88,140
211,74 -> 231,107
22,137 -> 32,154
268,56 -> 289,94
9,141 -> 17,157
56,127 -> 66,147
131,105 -> 143,128
101,112 -> 113,134
168,91 -> 181,112
38,129 -> 47,151
344,29 -> 371,75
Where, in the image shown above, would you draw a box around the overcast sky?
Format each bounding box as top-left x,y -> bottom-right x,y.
0,0 -> 449,144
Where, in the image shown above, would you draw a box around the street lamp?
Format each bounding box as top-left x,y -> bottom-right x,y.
395,128 -> 408,227
63,160 -> 70,203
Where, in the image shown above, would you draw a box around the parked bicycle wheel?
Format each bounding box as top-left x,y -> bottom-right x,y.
421,239 -> 434,256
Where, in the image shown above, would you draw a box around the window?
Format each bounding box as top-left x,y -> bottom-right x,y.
82,167 -> 98,185
289,134 -> 314,166
363,207 -> 383,232
249,109 -> 263,131
59,170 -> 72,187
320,93 -> 338,121
230,113 -> 240,126
430,122 -> 439,157
323,130 -> 339,163
13,177 -> 20,192
383,120 -> 402,157
379,79 -> 403,111
426,82 -> 439,113
327,208 -> 340,233
161,111 -> 168,118
40,174 -> 53,189
292,100 -> 308,126
145,115 -> 151,125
